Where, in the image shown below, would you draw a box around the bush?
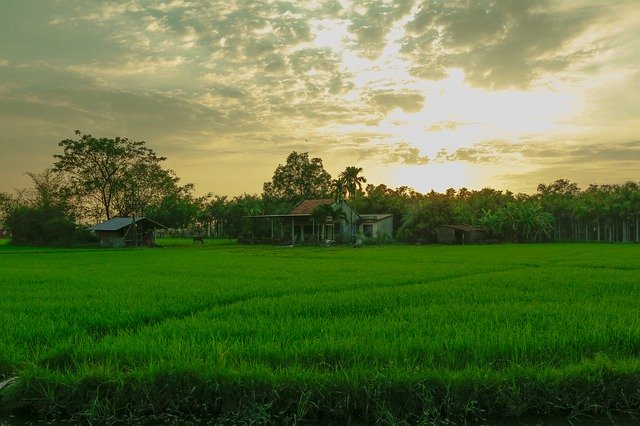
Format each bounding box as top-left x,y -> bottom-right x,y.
5,206 -> 76,246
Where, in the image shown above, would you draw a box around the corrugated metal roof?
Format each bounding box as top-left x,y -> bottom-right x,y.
437,224 -> 487,232
89,217 -> 164,231
289,199 -> 334,215
359,214 -> 393,221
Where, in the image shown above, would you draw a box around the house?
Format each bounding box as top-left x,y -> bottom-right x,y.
288,199 -> 358,242
89,217 -> 165,247
434,225 -> 488,244
246,199 -> 391,244
359,214 -> 393,239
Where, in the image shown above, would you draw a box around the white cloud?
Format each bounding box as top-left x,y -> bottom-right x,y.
1,0 -> 639,196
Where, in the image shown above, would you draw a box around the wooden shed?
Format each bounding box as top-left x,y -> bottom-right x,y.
434,225 -> 488,244
89,217 -> 164,247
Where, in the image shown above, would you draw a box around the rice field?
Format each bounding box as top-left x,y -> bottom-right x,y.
1,239 -> 639,423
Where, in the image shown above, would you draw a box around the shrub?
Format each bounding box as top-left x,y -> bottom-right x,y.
5,206 -> 76,247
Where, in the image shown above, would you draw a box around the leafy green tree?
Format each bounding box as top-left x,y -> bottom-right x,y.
3,169 -> 78,246
145,192 -> 199,229
479,202 -> 553,243
397,200 -> 444,243
204,195 -> 229,237
262,151 -> 332,202
53,131 -> 176,220
5,206 -> 76,246
226,194 -> 264,238
114,163 -> 185,220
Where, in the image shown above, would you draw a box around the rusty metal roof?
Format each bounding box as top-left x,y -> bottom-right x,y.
436,224 -> 487,232
289,199 -> 335,215
359,214 -> 393,222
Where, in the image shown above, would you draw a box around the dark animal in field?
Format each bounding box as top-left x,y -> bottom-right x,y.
192,235 -> 204,244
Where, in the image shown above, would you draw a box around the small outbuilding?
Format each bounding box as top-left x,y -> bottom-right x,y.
434,225 -> 488,244
89,217 -> 165,247
358,214 -> 393,239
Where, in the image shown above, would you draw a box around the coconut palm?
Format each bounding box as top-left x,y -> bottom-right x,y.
331,178 -> 347,202
339,166 -> 367,199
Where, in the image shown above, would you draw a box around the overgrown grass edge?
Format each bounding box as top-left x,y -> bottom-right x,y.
2,361 -> 639,424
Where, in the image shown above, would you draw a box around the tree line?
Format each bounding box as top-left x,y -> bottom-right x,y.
1,132 -> 638,245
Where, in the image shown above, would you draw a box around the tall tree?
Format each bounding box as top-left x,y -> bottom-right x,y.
331,178 -> 347,202
339,166 -> 367,199
262,151 -> 332,202
3,170 -> 77,246
52,131 -> 174,220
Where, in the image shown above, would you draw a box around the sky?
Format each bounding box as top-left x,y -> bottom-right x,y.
1,0 -> 639,196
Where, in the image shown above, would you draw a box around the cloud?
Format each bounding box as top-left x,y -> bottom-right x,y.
364,141 -> 429,165
400,0 -> 610,89
288,47 -> 354,95
1,0 -> 638,196
427,121 -> 465,131
346,0 -> 414,59
368,89 -> 425,113
438,139 -> 640,165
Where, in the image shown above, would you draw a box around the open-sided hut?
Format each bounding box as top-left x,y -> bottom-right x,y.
245,199 -> 355,244
89,217 -> 165,247
246,199 -> 394,245
434,225 -> 488,244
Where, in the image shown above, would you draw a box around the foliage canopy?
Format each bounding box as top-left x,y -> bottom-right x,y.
53,131 -> 181,221
262,151 -> 332,202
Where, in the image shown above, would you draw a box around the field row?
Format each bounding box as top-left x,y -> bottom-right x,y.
1,241 -> 639,422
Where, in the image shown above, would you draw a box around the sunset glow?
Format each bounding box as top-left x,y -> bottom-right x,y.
1,1 -> 638,195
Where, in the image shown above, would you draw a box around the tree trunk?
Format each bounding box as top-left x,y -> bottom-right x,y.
585,222 -> 589,242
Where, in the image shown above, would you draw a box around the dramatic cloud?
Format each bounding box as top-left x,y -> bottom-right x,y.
346,0 -> 414,59
1,0 -> 638,195
400,1 -> 609,89
440,140 -> 640,165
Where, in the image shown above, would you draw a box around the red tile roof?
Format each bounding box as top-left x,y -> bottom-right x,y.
289,199 -> 334,215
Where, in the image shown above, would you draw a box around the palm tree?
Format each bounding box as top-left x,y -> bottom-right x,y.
339,166 -> 367,200
331,178 -> 347,202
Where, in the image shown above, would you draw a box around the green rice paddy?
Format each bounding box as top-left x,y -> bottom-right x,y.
1,239 -> 639,423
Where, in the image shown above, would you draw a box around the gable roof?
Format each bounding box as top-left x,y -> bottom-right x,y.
359,214 -> 393,222
89,217 -> 165,231
436,224 -> 487,232
289,199 -> 334,215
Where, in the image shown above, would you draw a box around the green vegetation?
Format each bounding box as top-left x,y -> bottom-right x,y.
1,241 -> 639,423
3,139 -> 639,245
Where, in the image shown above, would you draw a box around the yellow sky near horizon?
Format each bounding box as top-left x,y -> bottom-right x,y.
1,1 -> 639,196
